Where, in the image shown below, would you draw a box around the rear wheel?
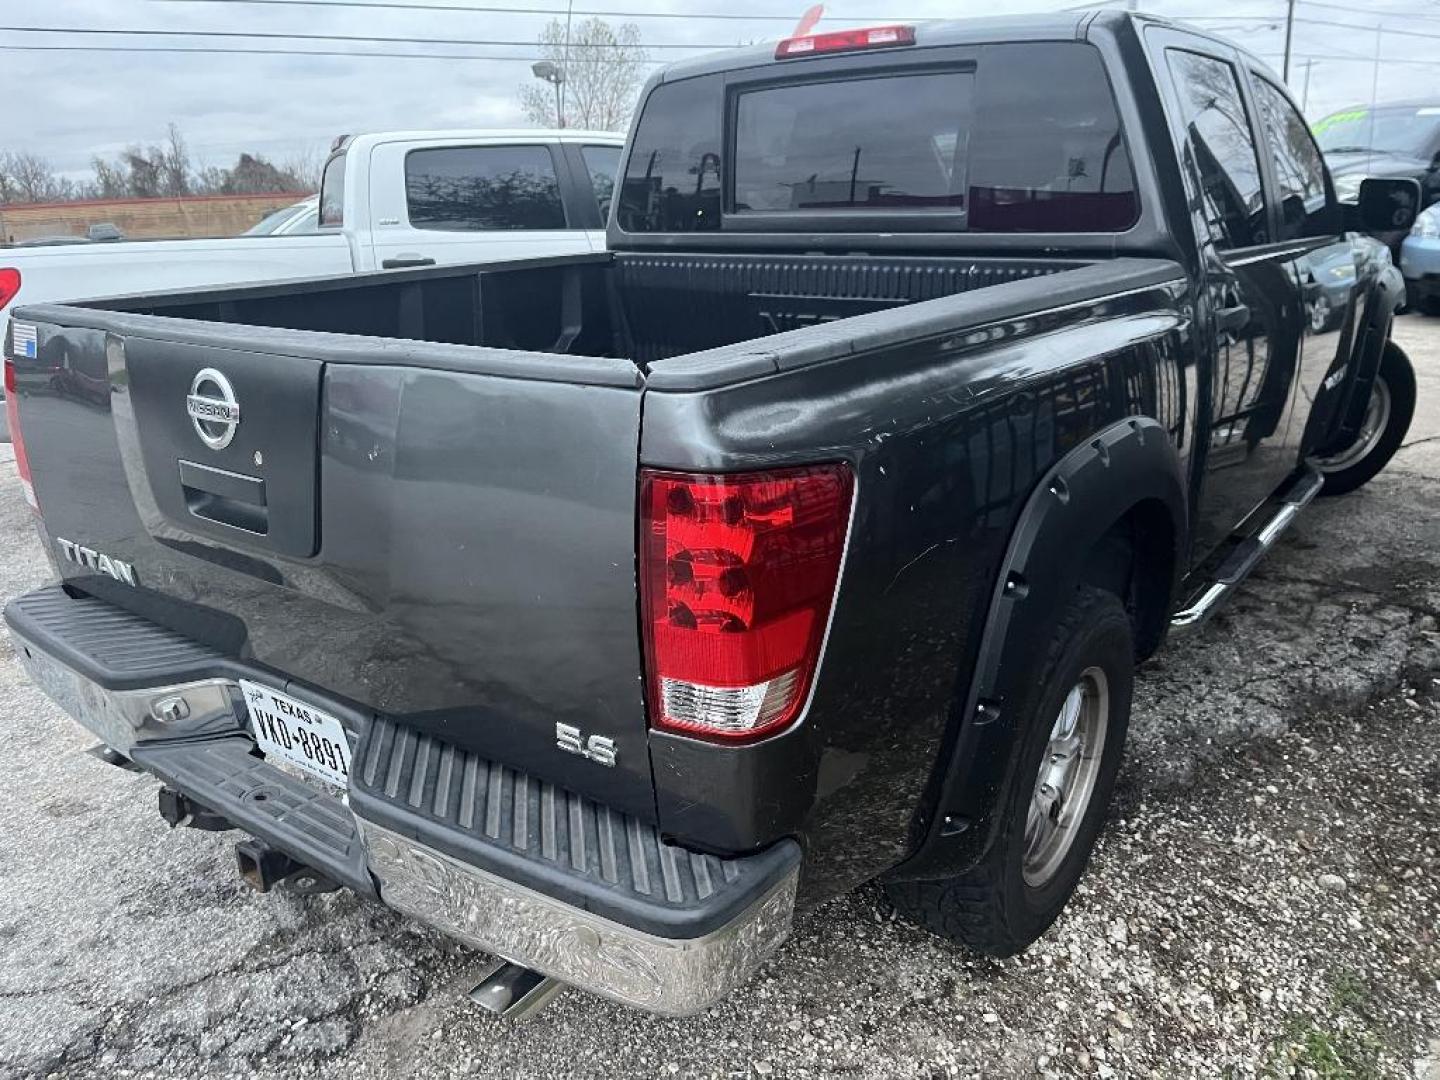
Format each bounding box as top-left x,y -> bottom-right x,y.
885,586 -> 1133,956
1314,342 -> 1416,497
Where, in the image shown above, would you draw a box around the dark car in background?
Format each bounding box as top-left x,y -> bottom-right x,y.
1316,101 -> 1440,251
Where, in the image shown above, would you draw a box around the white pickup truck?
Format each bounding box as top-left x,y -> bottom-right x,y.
0,129 -> 624,326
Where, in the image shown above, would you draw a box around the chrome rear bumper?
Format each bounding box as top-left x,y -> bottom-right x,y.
5,587 -> 799,1016
362,820 -> 798,1015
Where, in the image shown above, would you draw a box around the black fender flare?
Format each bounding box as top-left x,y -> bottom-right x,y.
1322,268 -> 1402,457
890,415 -> 1188,883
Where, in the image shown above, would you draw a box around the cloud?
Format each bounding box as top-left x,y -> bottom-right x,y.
3,0 -> 1437,182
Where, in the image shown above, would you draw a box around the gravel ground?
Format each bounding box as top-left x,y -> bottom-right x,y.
0,319 -> 1438,1079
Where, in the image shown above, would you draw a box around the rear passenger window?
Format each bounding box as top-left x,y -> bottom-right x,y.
1252,76 -> 1338,240
405,146 -> 566,231
1165,49 -> 1268,249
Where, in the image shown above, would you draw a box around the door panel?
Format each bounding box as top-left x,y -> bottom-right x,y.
1199,250 -> 1304,551
367,140 -> 592,269
1247,72 -> 1361,458
1151,37 -> 1308,558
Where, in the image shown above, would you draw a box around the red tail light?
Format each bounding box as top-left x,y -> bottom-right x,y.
640,464 -> 853,742
4,356 -> 36,511
0,268 -> 19,311
775,25 -> 915,60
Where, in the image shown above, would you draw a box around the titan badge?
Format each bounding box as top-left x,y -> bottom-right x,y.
56,538 -> 137,586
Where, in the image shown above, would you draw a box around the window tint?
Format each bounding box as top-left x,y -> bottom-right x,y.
1253,76 -> 1337,240
581,144 -> 623,220
618,75 -> 722,232
1165,50 -> 1267,249
618,43 -> 1137,234
734,72 -> 973,212
318,152 -> 345,228
967,43 -> 1138,231
406,146 -> 566,231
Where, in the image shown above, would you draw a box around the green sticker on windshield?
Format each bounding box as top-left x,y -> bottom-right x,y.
1312,108 -> 1367,136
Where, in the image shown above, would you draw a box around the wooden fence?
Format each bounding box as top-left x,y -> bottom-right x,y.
0,192 -> 312,243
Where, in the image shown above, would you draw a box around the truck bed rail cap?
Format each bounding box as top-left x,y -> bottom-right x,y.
12,304 -> 643,390
644,257 -> 1184,392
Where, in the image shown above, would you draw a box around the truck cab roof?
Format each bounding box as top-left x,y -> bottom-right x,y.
652,10 -> 1264,84
335,129 -> 624,153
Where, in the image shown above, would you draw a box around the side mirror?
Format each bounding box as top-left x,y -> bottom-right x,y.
1357,176 -> 1422,232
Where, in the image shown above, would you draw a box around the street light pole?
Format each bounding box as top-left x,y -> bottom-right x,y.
531,61 -> 566,128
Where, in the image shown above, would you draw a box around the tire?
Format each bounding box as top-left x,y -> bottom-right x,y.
1314,341 -> 1416,497
885,586 -> 1133,957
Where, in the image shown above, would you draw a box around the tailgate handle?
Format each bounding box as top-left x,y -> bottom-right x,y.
179,460 -> 268,535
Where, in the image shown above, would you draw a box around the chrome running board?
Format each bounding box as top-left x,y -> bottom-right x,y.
1171,469 -> 1324,632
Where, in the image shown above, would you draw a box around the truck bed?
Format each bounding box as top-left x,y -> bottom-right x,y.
77,249 -> 1092,369
10,249 -> 1183,838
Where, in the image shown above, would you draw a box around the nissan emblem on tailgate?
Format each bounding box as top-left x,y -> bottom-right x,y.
186,368 -> 241,450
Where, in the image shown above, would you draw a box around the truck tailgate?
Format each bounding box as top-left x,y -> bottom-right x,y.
7,311 -> 655,818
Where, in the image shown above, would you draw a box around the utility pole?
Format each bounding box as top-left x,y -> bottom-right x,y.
1282,0 -> 1296,82
1300,58 -> 1314,112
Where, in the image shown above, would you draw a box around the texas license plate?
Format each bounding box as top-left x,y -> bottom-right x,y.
240,680 -> 352,790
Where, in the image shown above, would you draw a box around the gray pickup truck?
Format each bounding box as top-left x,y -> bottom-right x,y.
2,12 -> 1419,1018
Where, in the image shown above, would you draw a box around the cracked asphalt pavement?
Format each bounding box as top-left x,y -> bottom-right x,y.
0,319 -> 1438,1079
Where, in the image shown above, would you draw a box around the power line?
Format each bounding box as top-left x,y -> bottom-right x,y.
3,39 -> 1437,68
1297,0 -> 1440,19
0,24 -> 736,49
0,42 -> 669,62
150,0 -> 925,22
1195,11 -> 1440,44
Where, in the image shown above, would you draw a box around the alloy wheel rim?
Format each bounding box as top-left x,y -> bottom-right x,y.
1314,375 -> 1392,474
1022,666 -> 1110,889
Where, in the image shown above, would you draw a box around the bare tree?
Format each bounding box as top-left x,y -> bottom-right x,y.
8,124 -> 315,203
162,123 -> 192,196
518,18 -> 648,132
0,152 -> 75,204
280,146 -> 325,192
88,155 -> 128,200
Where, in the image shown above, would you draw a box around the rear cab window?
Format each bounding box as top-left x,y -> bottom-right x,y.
618,42 -> 1138,234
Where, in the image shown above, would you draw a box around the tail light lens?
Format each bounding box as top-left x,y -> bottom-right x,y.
0,268 -> 20,312
4,356 -> 36,510
640,464 -> 853,742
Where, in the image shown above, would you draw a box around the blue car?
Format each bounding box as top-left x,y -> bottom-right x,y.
1400,203 -> 1440,312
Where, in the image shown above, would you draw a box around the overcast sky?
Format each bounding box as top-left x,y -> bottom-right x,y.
2,0 -> 1432,182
